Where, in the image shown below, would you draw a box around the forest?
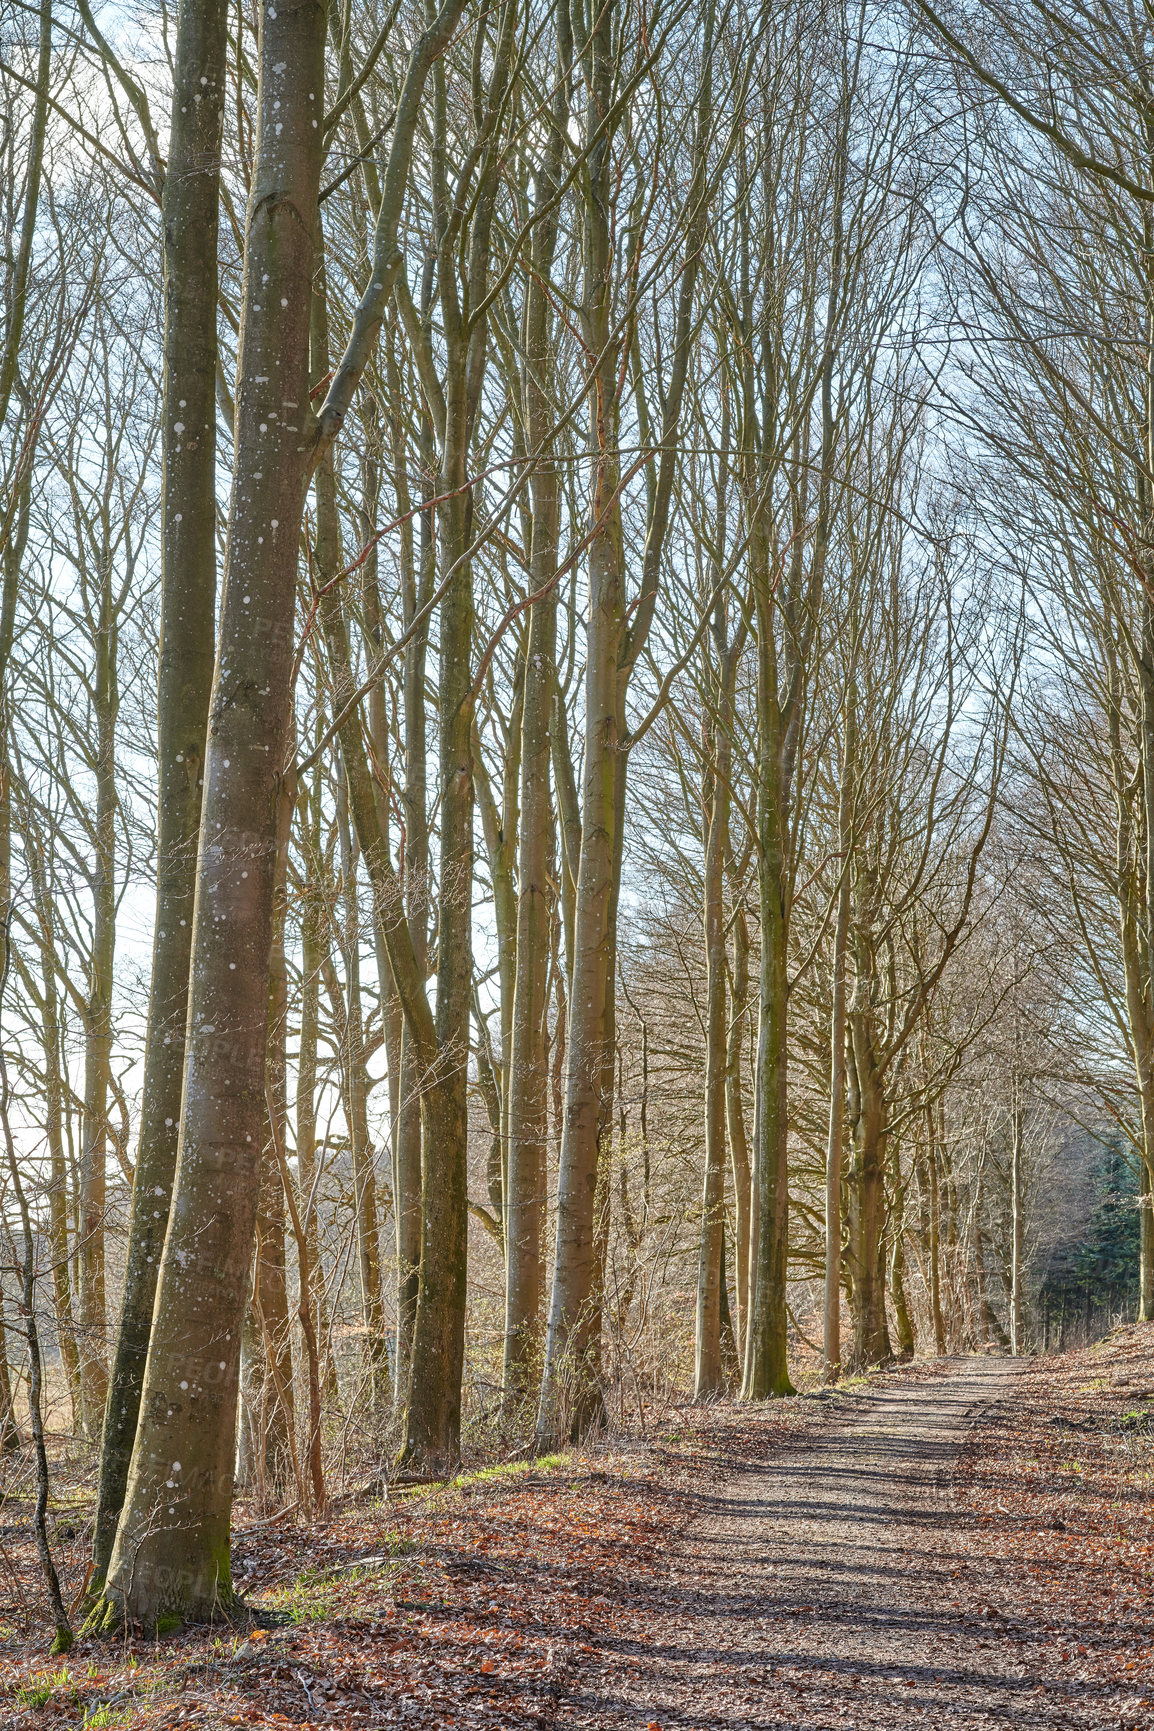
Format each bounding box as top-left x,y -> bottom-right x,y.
2,0 -> 1154,1683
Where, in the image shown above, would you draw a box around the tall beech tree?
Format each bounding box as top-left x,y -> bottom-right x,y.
538,0 -> 719,1441
93,0 -> 331,1627
502,0 -> 572,1403
93,0 -> 473,1622
310,0 -> 506,1470
91,0 -> 228,1584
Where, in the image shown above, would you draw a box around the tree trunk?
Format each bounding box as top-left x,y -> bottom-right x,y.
0,1288 -> 17,1452
79,605 -> 117,1437
32,884 -> 81,1428
401,422 -> 474,1470
696,687 -> 731,1398
92,0 -> 226,1585
538,0 -> 709,1436
502,583 -> 555,1400
928,1136 -> 947,1354
337,788 -> 389,1414
824,689 -> 854,1382
726,905 -> 752,1365
973,1153 -> 1009,1348
474,724 -> 519,1243
888,1145 -> 915,1361
502,0 -> 570,1406
536,445 -> 623,1440
310,0 -> 473,1462
533,17 -> 630,1429
0,456 -> 32,1457
295,767 -> 326,1385
1111,614 -> 1154,1321
310,257 -> 400,1421
1010,1090 -> 1025,1355
245,781 -> 297,1493
94,0 -> 328,1626
744,577 -> 793,1400
394,374 -> 432,1406
1141,1161 -> 1154,1323
0,0 -> 49,1037
846,1004 -> 892,1370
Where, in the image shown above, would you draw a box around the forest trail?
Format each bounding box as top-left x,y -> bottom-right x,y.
560,1357 -> 1115,1730
7,1340 -> 1153,1725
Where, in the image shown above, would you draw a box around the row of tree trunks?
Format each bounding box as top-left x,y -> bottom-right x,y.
846,889 -> 894,1371
695,632 -> 740,1397
746,593 -> 794,1399
727,907 -> 753,1363
91,0 -> 227,1589
92,0 -> 330,1627
336,794 -> 389,1413
400,0 -> 520,1471
502,0 -> 570,1407
823,684 -> 854,1381
539,0 -> 712,1439
535,8 -> 627,1424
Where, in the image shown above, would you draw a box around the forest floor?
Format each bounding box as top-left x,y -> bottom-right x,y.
1,1325 -> 1153,1728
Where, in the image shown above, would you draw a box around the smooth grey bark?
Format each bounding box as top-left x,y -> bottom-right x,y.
92,0 -> 227,1585
503,0 -> 570,1401
474,706 -> 521,1238
696,643 -> 737,1398
1111,640 -> 1154,1321
1128,598 -> 1154,1319
94,0 -> 329,1627
42,937 -> 81,1425
973,1151 -> 1009,1348
695,376 -> 742,1397
745,587 -> 795,1399
1009,1082 -> 1025,1355
739,14 -> 854,1402
823,685 -> 854,1382
383,320 -> 428,1401
726,904 -> 752,1364
0,454 -> 33,1459
924,1106 -> 947,1355
294,767 -> 325,1381
336,787 -> 389,1413
888,1140 -> 915,1361
475,703 -> 520,1153
19,803 -> 81,1425
536,230 -> 625,1439
244,781 -> 297,1494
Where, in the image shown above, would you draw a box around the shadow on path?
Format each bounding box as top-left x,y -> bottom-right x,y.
559,1359 -> 1139,1730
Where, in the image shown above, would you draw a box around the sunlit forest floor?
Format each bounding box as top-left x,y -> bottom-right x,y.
0,1328 -> 1151,1728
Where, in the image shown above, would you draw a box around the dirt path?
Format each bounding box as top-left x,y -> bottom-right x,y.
560,1357 -> 1128,1730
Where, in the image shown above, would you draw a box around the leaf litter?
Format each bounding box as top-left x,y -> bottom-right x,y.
0,1327 -> 1151,1727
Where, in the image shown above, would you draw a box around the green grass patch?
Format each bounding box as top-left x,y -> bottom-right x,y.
458,1453 -> 566,1488
264,1568 -> 344,1624
15,1667 -> 77,1709
81,1705 -> 131,1729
